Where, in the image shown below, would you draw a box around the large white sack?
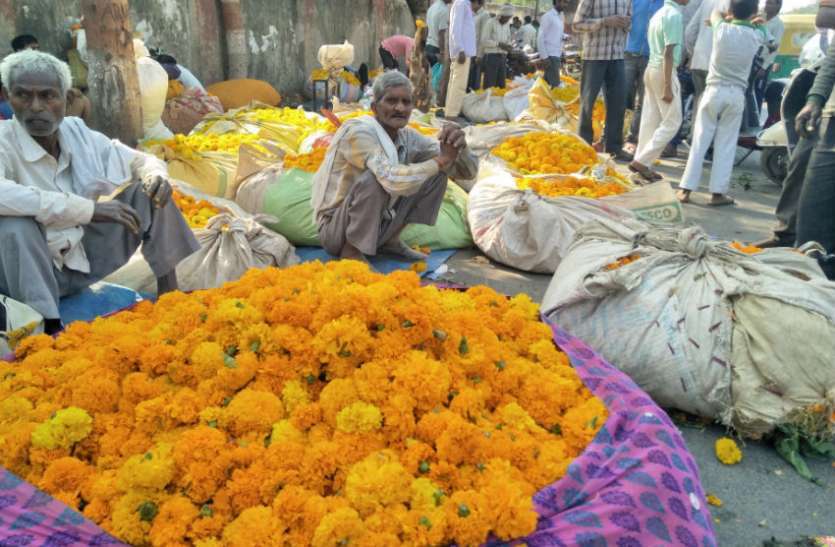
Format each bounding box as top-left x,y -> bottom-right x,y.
462,120 -> 551,158
106,182 -> 298,293
502,77 -> 535,120
542,218 -> 835,438
461,90 -> 509,123
467,160 -> 682,273
136,55 -> 171,137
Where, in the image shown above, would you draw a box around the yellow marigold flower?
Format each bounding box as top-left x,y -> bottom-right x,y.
730,241 -> 764,254
493,132 -> 597,175
110,492 -> 153,546
312,507 -> 366,547
443,490 -> 491,547
223,505 -> 285,546
39,456 -> 93,497
281,380 -> 310,414
410,477 -> 443,513
116,443 -> 176,491
706,493 -> 723,507
0,396 -> 33,425
148,495 -> 199,546
271,419 -> 305,444
336,401 -> 383,434
31,407 -> 93,450
715,437 -> 743,465
345,450 -> 412,517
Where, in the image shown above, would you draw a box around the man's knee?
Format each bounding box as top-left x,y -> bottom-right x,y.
0,217 -> 44,247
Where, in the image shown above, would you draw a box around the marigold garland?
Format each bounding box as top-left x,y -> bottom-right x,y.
493,131 -> 598,175
1,262 -> 606,547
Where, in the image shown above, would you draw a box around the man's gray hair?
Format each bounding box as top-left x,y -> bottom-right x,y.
0,50 -> 73,95
372,70 -> 413,102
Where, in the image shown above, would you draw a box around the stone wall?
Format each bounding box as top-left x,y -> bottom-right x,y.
0,0 -> 414,93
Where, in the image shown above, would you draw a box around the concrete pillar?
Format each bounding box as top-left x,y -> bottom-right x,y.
220,0 -> 248,79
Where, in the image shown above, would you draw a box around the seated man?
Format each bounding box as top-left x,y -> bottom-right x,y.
312,71 -> 477,262
0,50 -> 199,334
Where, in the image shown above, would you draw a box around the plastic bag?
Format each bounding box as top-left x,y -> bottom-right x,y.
318,41 -> 355,72
542,219 -> 835,439
0,295 -> 44,356
462,90 -> 509,123
136,56 -> 172,139
162,89 -> 224,135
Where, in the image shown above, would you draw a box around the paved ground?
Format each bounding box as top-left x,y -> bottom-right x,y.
439,150 -> 835,546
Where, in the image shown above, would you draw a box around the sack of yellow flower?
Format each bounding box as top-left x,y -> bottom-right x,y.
525,77 -> 606,141
235,165 -> 474,250
462,119 -> 552,161
543,218 -> 835,441
462,89 -> 509,124
205,79 -> 282,111
141,134 -> 279,199
110,181 -> 298,293
1,295 -> 44,357
162,88 -> 224,136
0,262 -> 613,546
304,70 -> 364,104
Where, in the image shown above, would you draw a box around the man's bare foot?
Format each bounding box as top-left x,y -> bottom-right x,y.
340,243 -> 369,263
708,194 -> 735,207
380,239 -> 429,261
629,161 -> 663,182
676,189 -> 691,203
157,271 -> 179,294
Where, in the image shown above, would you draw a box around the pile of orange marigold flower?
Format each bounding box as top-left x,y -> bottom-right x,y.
173,191 -> 222,229
517,175 -> 629,199
0,261 -> 605,547
492,131 -> 598,175
283,147 -> 328,173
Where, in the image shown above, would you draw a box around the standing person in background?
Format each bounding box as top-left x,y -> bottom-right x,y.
474,0 -> 492,90
623,0 -> 665,154
411,21 -> 434,112
468,0 -> 486,91
380,35 -> 416,73
685,0 -> 728,123
629,0 -> 689,182
539,0 -> 567,88
511,17 -> 523,45
678,0 -> 766,205
520,16 -> 539,50
573,0 -> 634,162
755,0 -> 784,111
445,0 -> 478,119
428,0 -> 452,106
481,6 -> 514,89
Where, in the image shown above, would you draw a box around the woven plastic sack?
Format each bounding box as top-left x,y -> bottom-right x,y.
318,41 -> 355,72
462,90 -> 509,123
467,160 -> 681,273
542,219 -> 835,438
235,167 -> 473,250
1,296 -> 43,357
206,79 -> 282,111
162,88 -> 224,135
503,77 -> 536,120
136,56 -> 172,139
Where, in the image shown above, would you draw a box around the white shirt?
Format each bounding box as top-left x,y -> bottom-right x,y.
427,0 -> 450,49
449,0 -> 477,58
539,8 -> 565,58
706,20 -> 767,89
685,0 -> 729,71
762,16 -> 785,67
0,117 -> 167,272
520,23 -> 538,50
481,17 -> 512,55
475,10 -> 491,57
177,65 -> 205,92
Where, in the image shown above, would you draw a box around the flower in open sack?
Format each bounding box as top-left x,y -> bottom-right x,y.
493,131 -> 598,175
31,407 -> 93,450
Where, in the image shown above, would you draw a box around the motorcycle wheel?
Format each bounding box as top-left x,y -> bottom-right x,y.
760,147 -> 788,187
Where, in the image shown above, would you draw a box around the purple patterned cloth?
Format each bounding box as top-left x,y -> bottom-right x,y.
503,321 -> 717,547
0,469 -> 124,547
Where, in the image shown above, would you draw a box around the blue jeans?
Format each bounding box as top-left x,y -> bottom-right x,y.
545,56 -> 562,88
580,59 -> 627,153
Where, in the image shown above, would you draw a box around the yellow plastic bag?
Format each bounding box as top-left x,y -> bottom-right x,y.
527,77 -> 605,141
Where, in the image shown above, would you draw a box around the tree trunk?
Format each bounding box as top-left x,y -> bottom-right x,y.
220,0 -> 248,79
80,0 -> 143,146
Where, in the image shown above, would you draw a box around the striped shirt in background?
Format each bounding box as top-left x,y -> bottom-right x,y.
573,0 -> 633,61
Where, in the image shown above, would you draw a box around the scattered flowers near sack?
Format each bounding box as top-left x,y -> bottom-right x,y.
730,241 -> 763,254
517,175 -> 629,199
493,131 -> 598,175
173,191 -> 223,229
0,261 -> 606,547
715,437 -> 743,465
283,147 -> 328,173
476,87 -> 510,97
603,254 -> 641,271
143,133 -> 266,159
706,493 -> 723,507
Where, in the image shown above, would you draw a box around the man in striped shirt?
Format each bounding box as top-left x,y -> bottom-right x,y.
573,0 -> 634,161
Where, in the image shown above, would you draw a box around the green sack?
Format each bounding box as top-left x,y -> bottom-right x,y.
239,167 -> 473,250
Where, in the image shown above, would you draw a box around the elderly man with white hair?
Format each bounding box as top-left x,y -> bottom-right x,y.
0,50 -> 199,334
312,71 -> 477,262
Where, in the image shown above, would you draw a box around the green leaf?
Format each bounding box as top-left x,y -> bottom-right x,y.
143,452 -> 153,461
459,336 -> 469,355
587,416 -> 599,429
199,312 -> 208,323
208,419 -> 218,428
402,320 -> 415,329
223,354 -> 237,369
432,489 -> 445,506
419,516 -> 432,529
550,424 -> 562,436
433,329 -> 448,341
457,504 -> 471,518
495,360 -> 506,371
418,460 -> 430,474
200,504 -> 213,518
250,340 -> 261,353
137,501 -> 158,522
305,374 -> 316,385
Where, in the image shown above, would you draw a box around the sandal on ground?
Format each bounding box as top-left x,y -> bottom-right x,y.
708,195 -> 735,207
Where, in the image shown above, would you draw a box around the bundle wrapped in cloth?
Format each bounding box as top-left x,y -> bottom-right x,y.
542,218 -> 835,441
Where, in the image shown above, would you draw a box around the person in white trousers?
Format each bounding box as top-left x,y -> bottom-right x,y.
629,0 -> 689,182
445,0 -> 477,118
678,0 -> 767,205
